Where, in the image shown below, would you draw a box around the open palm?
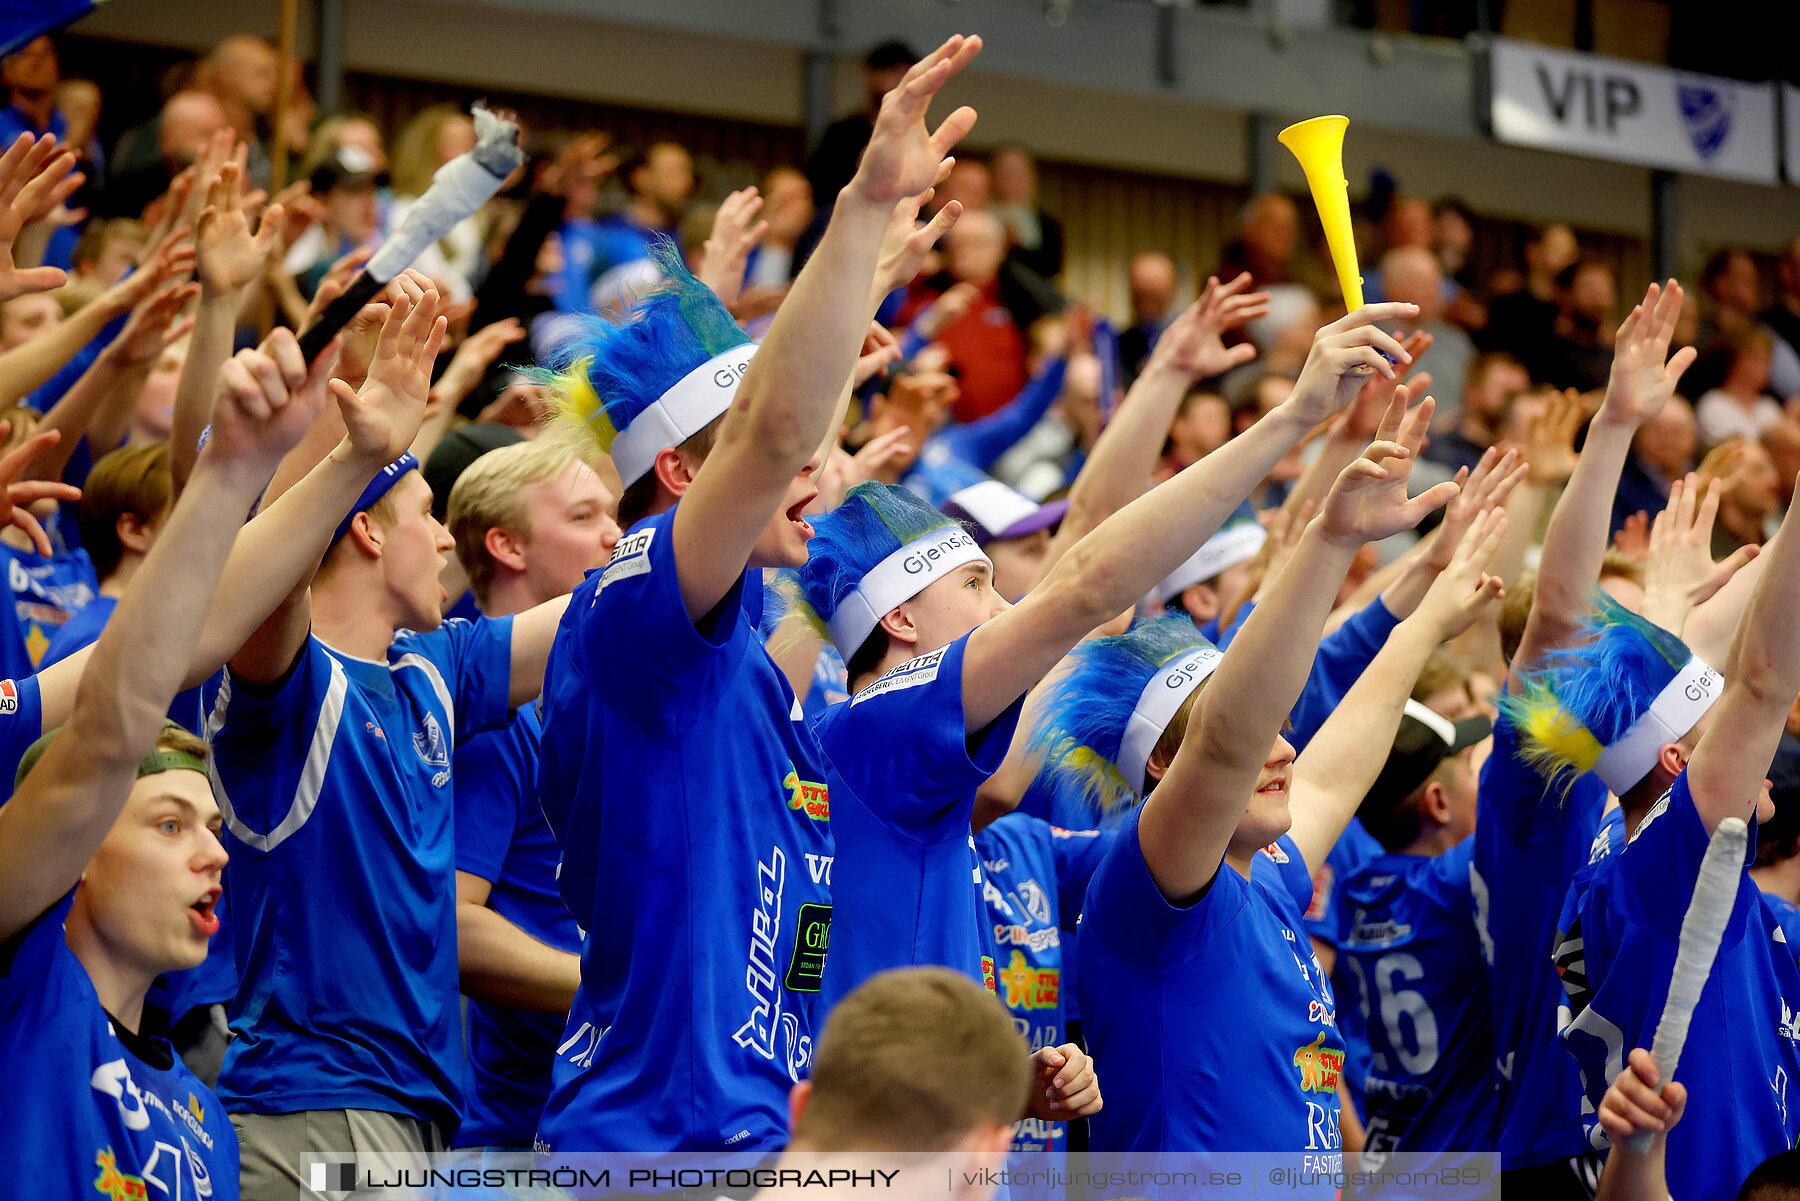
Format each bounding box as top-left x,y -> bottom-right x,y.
1322,384 -> 1460,547
330,289 -> 447,463
851,35 -> 981,207
1602,280 -> 1694,429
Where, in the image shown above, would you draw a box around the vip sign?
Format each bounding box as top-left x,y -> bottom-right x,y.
1490,38 -> 1778,185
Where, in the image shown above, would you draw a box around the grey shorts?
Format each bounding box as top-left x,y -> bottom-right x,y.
232,1108 -> 447,1200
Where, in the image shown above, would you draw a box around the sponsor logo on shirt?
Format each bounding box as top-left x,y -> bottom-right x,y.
1308,1000 -> 1337,1027
782,769 -> 830,821
1293,1032 -> 1345,1094
981,955 -> 997,993
92,1148 -> 147,1201
0,678 -> 16,715
1305,864 -> 1335,923
413,712 -> 451,788
595,527 -> 656,596
1781,1000 -> 1800,1044
733,847 -> 813,1082
1349,918 -> 1414,945
1261,842 -> 1290,864
785,903 -> 831,993
998,951 -> 1060,1010
805,853 -> 832,885
993,922 -> 1061,953
850,647 -> 947,705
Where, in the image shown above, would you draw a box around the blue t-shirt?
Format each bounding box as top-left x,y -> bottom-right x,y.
975,814 -> 1113,1153
0,672 -> 41,788
1302,817 -> 1383,1123
534,510 -> 836,1153
1080,807 -> 1345,1167
452,702 -> 580,1150
814,634 -> 1024,1003
1764,890 -> 1800,954
1471,710 -> 1608,1168
1559,772 -> 1800,1201
0,543 -> 96,673
39,591 -> 113,668
202,619 -> 515,1134
1339,840 -> 1498,1162
1,893 -> 240,1200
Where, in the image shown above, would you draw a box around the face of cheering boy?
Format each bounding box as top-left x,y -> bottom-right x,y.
747,453 -> 823,570
67,769 -> 226,986
368,470 -> 458,634
513,460 -> 621,601
1145,721 -> 1298,853
883,556 -> 1011,658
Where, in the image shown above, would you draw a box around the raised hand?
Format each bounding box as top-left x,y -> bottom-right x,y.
1596,1048 -> 1685,1148
1287,302 -> 1420,427
99,227 -> 197,320
204,328 -> 339,475
1334,329 -> 1433,443
197,161 -> 284,296
1601,281 -> 1693,431
1641,474 -> 1759,634
109,279 -> 201,366
474,382 -> 554,431
872,158 -> 962,303
0,134 -> 81,301
913,280 -> 979,340
301,245 -> 375,328
852,321 -> 902,388
1424,445 -> 1527,574
1150,272 -> 1272,380
1515,386 -> 1584,486
1320,383 -> 1460,547
1250,499 -> 1317,605
0,425 -> 79,555
1413,506 -> 1508,640
696,186 -> 768,307
333,268 -> 434,389
329,286 -> 448,464
434,315 -> 526,406
849,35 -> 981,208
177,130 -> 238,236
1613,510 -> 1651,562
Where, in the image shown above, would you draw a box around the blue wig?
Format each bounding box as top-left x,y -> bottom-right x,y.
787,483 -> 966,646
544,238 -> 751,455
1030,614 -> 1217,819
1500,591 -> 1699,792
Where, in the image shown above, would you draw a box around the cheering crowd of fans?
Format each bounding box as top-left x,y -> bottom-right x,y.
6,23 -> 1800,1201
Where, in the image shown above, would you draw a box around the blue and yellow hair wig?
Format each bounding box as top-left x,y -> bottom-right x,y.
1500,591 -> 1697,792
542,239 -> 750,456
787,482 -> 967,643
1030,613 -> 1217,820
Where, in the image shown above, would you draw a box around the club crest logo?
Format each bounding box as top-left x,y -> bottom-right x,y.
413,713 -> 450,786
1677,83 -> 1732,160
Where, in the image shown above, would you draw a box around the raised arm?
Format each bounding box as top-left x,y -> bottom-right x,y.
0,324 -> 323,944
227,289 -> 446,685
961,304 -> 1420,732
171,161 -> 285,492
1287,507 -> 1506,870
1515,282 -> 1691,684
1686,468 -> 1800,835
670,34 -> 981,622
1140,391 -> 1456,899
1042,274 -> 1268,565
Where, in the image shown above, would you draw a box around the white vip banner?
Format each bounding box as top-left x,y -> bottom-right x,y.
1491,38 -> 1778,185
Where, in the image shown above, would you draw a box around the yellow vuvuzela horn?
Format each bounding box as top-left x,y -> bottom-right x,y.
1278,115 -> 1362,311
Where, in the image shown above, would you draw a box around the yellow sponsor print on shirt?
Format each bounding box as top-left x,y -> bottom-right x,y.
782,770 -> 830,821
999,950 -> 1061,1011
93,1148 -> 149,1201
1294,1032 -> 1345,1095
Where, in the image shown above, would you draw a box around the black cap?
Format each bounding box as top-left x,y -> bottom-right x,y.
1362,701 -> 1492,816
310,144 -> 386,193
866,40 -> 918,70
423,423 -> 525,521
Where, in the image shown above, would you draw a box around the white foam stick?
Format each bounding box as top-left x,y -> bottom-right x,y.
1624,814 -> 1748,1153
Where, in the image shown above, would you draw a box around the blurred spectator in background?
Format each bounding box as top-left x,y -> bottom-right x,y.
1763,419 -> 1800,515
1220,193 -> 1318,357
806,40 -> 915,203
191,35 -> 278,188
994,349 -> 1103,500
0,293 -> 61,352
0,37 -> 63,143
1423,350 -> 1529,476
1160,386 -> 1231,481
102,89 -> 227,217
1696,329 -> 1785,448
991,146 -> 1062,281
56,78 -> 103,178
286,145 -> 383,295
1382,245 -> 1472,428
588,141 -> 692,283
1118,250 -> 1177,383
1432,198 -> 1477,290
1763,237 -> 1800,391
1615,396 -> 1697,533
936,157 -> 989,215
1535,258 -> 1616,392
1482,222 -> 1577,358
744,166 -> 812,291
1696,437 -> 1781,556
1689,247 -> 1800,402
902,209 -> 1029,423
70,219 -> 146,289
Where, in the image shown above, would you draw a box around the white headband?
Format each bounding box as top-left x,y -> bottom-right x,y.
1119,644 -> 1225,795
1153,523 -> 1268,605
609,343 -> 756,487
947,480 -> 1040,536
824,526 -> 990,658
1592,656 -> 1724,795
1403,698 -> 1458,748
